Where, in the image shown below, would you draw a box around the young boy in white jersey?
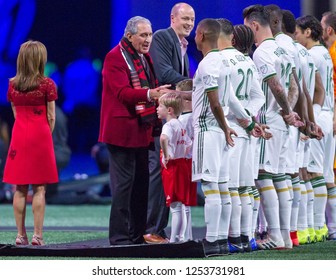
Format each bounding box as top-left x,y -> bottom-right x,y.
217,18 -> 265,253
157,92 -> 192,243
243,4 -> 303,250
176,79 -> 197,241
296,15 -> 336,241
192,18 -> 255,257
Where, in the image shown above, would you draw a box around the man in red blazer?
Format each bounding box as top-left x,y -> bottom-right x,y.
99,16 -> 169,245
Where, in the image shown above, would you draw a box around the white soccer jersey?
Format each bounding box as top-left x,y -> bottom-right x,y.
253,38 -> 290,131
295,42 -> 316,99
192,50 -> 252,135
161,118 -> 192,160
309,45 -> 334,111
275,33 -> 297,73
222,47 -> 265,138
179,111 -> 193,158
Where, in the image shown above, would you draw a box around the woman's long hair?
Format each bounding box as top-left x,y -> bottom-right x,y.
11,40 -> 47,92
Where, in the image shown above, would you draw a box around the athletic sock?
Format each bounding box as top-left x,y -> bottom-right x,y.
297,180 -> 308,231
169,202 -> 186,242
286,175 -> 294,200
201,181 -> 221,242
290,176 -> 301,231
184,205 -> 193,240
305,180 -> 314,228
273,174 -> 292,242
229,187 -> 241,238
251,186 -> 260,236
239,186 -> 252,238
326,186 -> 336,236
255,173 -> 282,241
311,176 -> 327,228
218,182 -> 232,240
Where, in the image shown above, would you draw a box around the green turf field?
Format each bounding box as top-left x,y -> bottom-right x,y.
0,204 -> 335,260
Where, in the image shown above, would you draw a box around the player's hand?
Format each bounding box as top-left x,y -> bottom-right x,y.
225,127 -> 237,147
260,124 -> 272,140
249,123 -> 263,138
282,111 -> 305,127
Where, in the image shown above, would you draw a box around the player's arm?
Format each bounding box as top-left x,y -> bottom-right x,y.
206,88 -> 236,146
160,133 -> 170,168
288,70 -> 299,110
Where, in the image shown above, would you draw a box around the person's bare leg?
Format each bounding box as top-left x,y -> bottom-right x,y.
32,184 -> 46,240
13,185 -> 29,238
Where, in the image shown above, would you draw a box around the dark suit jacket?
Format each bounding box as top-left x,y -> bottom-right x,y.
99,44 -> 152,148
150,27 -> 189,86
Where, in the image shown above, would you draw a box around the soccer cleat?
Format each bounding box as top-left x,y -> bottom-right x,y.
218,239 -> 230,255
321,224 -> 329,239
315,229 -> 327,242
228,236 -> 244,253
241,235 -> 252,252
257,237 -> 285,250
328,232 -> 336,240
284,238 -> 293,249
250,238 -> 258,251
290,231 -> 300,246
308,228 -> 317,243
298,229 -> 311,245
202,239 -> 221,257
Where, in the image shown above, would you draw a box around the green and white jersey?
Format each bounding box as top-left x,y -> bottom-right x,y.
192,50 -> 231,133
309,45 -> 334,111
253,38 -> 289,131
295,42 -> 316,99
222,47 -> 265,138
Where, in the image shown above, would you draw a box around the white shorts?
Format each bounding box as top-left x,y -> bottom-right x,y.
297,137 -> 310,169
251,136 -> 260,180
307,111 -> 335,182
285,126 -> 300,174
228,137 -> 255,188
259,128 -> 289,174
192,130 -> 229,183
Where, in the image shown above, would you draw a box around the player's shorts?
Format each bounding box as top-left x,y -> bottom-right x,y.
285,126 -> 300,174
308,111 -> 335,182
192,129 -> 229,183
259,127 -> 289,174
251,136 -> 260,180
297,137 -> 310,169
228,137 -> 255,188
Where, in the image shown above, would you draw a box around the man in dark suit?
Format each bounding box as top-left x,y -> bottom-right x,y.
99,16 -> 169,245
144,3 -> 195,244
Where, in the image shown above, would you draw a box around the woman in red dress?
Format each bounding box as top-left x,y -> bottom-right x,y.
3,40 -> 58,246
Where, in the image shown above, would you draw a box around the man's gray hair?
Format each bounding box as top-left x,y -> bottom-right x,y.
124,16 -> 151,36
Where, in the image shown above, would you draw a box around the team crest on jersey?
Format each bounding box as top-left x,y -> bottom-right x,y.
202,75 -> 214,86
260,64 -> 268,74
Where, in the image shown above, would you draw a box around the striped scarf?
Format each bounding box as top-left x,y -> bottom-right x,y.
120,37 -> 160,128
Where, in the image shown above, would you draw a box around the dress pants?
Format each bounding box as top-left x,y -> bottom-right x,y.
146,136 -> 169,238
107,144 -> 149,245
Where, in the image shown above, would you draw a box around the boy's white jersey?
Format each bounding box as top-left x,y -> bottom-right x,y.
192,50 -> 232,133
309,44 -> 334,111
295,41 -> 316,99
275,33 -> 298,73
161,118 -> 192,160
222,47 -> 265,138
178,112 -> 193,158
253,38 -> 290,131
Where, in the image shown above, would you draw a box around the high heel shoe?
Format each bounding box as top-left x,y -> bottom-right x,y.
31,235 -> 45,246
16,234 -> 29,246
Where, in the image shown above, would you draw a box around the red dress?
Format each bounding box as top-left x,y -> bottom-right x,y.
3,77 -> 58,185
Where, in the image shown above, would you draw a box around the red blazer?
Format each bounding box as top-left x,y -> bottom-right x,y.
99,44 -> 152,147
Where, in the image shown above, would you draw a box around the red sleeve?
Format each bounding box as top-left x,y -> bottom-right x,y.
46,78 -> 58,102
7,81 -> 13,102
103,49 -> 148,106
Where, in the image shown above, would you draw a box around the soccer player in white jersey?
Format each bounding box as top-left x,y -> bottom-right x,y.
282,9 -> 325,245
243,4 -> 302,250
321,11 -> 336,241
264,4 -> 303,248
296,15 -> 336,242
217,18 -> 265,253
192,18 -> 255,256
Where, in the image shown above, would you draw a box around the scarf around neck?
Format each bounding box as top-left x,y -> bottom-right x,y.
120,37 -> 158,89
